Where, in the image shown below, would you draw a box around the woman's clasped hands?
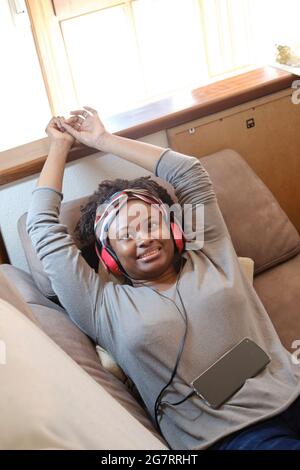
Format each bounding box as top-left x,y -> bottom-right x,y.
46,106 -> 108,150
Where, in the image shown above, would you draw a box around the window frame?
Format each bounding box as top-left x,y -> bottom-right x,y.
26,0 -> 77,114
52,0 -> 127,20
26,0 -> 146,114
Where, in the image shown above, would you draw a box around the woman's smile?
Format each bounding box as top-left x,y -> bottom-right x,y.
137,246 -> 162,262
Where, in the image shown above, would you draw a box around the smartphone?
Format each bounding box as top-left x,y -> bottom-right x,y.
190,338 -> 271,409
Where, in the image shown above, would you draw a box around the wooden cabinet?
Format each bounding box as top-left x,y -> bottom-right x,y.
167,89 -> 300,233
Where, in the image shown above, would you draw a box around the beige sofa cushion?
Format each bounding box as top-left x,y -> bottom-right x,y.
0,265 -> 165,444
238,256 -> 254,284
0,299 -> 167,450
0,264 -> 36,323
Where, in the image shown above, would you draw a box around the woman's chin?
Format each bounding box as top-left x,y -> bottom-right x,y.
137,258 -> 171,278
124,247 -> 174,279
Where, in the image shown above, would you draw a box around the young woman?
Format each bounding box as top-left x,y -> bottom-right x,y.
27,107 -> 300,450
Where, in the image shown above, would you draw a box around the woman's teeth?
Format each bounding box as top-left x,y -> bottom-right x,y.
139,248 -> 160,259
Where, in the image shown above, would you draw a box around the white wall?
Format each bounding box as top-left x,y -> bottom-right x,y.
0,131 -> 169,271
0,0 -> 51,151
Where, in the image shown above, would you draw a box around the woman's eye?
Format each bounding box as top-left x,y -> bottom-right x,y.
120,232 -> 133,240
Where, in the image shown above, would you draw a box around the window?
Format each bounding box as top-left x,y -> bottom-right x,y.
25,0 -> 259,118
27,0 -> 299,119
2,0 -> 300,150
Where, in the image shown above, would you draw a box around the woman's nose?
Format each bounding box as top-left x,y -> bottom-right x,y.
135,227 -> 154,244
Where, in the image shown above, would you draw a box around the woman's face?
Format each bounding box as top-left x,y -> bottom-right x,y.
108,200 -> 175,280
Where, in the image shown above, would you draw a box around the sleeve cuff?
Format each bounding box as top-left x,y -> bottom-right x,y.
154,148 -> 171,177
32,186 -> 64,201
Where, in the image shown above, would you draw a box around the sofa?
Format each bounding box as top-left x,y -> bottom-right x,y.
1,148 -> 300,450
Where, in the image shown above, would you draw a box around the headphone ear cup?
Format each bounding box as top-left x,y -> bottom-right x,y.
170,222 -> 185,254
95,243 -> 123,276
101,247 -> 123,276
95,243 -> 109,272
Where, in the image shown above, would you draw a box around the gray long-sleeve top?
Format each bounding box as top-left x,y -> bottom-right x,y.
27,149 -> 300,450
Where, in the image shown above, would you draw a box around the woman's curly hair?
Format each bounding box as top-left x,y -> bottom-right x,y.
74,176 -> 175,247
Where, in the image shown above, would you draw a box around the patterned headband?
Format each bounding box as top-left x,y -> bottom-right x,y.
94,188 -> 170,247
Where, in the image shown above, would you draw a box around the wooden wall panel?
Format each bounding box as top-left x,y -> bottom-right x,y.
167,90 -> 300,233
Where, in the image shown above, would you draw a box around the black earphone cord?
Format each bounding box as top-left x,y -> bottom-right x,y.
154,268 -> 195,448
123,258 -> 195,450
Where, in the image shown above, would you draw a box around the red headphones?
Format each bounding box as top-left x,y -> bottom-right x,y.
94,189 -> 185,277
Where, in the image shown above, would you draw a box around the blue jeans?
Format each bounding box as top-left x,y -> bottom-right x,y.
211,395 -> 300,450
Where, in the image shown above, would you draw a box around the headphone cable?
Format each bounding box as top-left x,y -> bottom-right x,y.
122,257 -> 195,449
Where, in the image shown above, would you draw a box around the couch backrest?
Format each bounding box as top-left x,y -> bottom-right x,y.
201,149 -> 300,274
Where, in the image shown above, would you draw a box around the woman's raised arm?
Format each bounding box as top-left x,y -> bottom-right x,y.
37,117 -> 76,192
27,116 -> 111,344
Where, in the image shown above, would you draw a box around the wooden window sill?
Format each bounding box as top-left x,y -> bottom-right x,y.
0,66 -> 297,186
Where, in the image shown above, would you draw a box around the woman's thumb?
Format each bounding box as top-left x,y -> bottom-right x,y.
61,121 -> 79,138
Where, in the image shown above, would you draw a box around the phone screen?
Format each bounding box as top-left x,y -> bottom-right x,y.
191,338 -> 271,409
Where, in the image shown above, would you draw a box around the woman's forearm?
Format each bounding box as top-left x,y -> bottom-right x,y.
96,133 -> 166,173
37,142 -> 70,192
